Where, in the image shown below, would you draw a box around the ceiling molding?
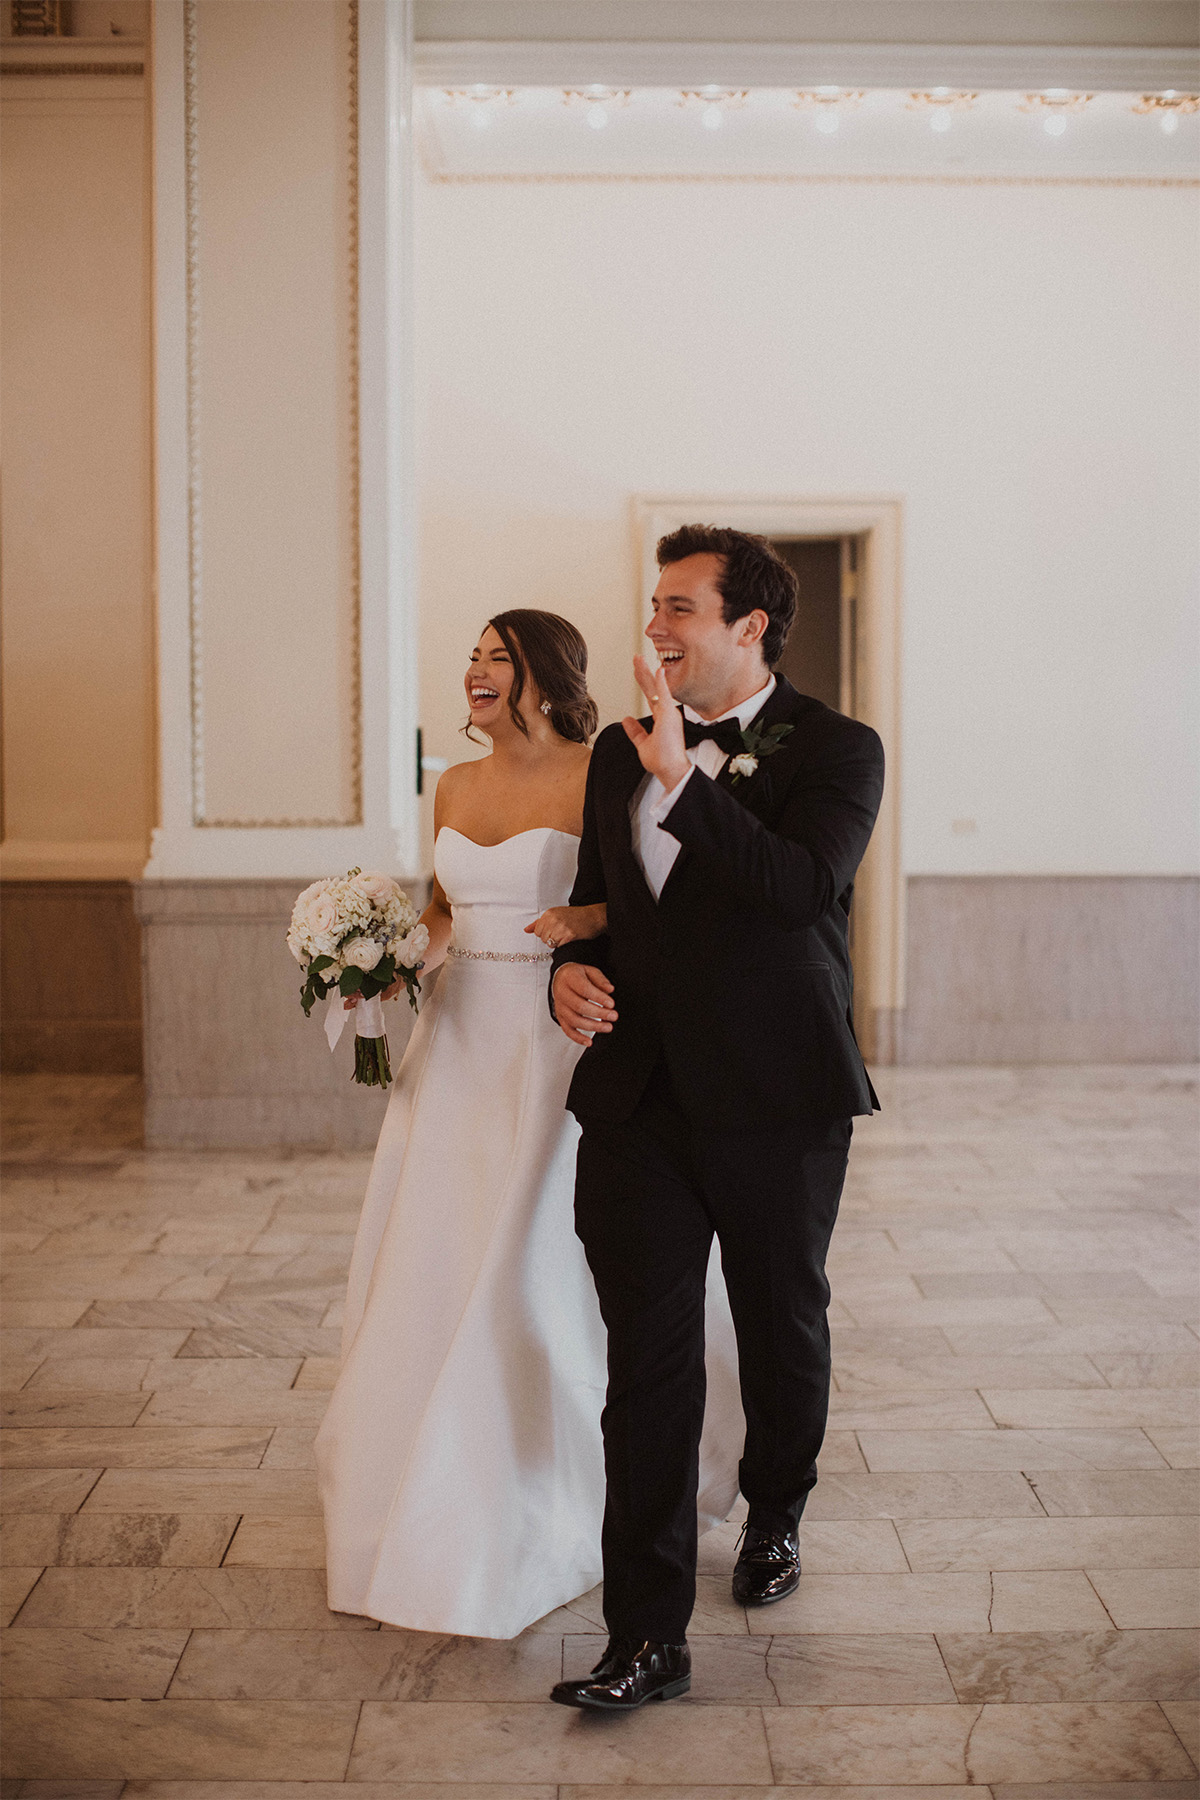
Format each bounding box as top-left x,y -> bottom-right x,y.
414,3 -> 1200,49
413,40 -> 1200,91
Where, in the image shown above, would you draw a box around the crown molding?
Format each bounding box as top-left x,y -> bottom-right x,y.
413,39 -> 1200,92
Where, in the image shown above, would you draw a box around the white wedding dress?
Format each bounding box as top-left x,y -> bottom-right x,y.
315,825 -> 743,1639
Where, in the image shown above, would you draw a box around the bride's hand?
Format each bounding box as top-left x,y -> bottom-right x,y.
343,979 -> 403,1010
525,904 -> 607,949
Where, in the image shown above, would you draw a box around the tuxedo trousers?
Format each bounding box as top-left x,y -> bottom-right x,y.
574,1065 -> 850,1643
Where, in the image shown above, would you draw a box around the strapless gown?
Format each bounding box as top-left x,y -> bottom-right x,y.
315,825 -> 742,1638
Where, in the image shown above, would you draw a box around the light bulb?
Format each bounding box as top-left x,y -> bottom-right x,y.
932,86 -> 950,97
1161,111 -> 1181,134
702,104 -> 723,129
930,110 -> 952,133
1043,88 -> 1069,101
587,103 -> 608,129
815,109 -> 840,134
1043,113 -> 1067,136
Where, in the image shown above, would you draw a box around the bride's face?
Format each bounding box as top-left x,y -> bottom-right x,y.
466,626 -> 519,734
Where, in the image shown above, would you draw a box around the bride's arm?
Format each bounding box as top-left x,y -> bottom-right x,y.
525,902 -> 607,949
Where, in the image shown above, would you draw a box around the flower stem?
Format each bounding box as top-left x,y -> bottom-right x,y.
353,1034 -> 392,1087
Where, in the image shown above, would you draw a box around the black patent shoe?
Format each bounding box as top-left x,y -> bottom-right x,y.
732,1523 -> 801,1605
550,1638 -> 691,1711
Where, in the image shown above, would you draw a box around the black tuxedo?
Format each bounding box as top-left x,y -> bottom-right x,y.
552,676 -> 885,1643
551,675 -> 884,1130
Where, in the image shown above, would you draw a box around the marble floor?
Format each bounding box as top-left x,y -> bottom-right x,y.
0,1066 -> 1197,1798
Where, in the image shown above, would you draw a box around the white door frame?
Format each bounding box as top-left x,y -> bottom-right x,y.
634,496 -> 904,1062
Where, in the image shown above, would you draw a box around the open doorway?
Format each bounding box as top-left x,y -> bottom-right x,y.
636,498 -> 903,1064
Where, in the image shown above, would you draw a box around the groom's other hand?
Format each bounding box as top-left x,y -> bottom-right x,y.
623,656 -> 690,792
552,964 -> 618,1048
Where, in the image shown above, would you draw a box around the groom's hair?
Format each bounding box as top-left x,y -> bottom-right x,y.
656,525 -> 798,665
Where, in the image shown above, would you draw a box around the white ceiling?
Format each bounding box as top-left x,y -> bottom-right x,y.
417,85 -> 1200,179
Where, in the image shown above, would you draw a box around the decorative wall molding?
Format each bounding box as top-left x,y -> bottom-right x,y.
425,168 -> 1199,189
0,840 -> 149,880
0,59 -> 143,74
147,0 -> 418,883
413,41 -> 1200,96
181,0 -> 363,830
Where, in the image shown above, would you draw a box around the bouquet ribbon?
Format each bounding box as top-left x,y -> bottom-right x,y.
324,991 -> 386,1053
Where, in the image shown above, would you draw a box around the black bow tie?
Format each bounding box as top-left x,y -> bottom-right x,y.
682,716 -> 745,756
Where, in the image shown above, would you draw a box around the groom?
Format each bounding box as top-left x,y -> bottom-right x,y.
547,525 -> 884,1711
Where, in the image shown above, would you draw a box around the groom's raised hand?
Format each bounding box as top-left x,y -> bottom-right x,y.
623,656 -> 691,793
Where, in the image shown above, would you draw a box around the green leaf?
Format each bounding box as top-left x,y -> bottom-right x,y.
310,954 -> 333,972
339,967 -> 364,995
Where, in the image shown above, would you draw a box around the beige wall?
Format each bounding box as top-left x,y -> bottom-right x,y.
1,71 -> 153,879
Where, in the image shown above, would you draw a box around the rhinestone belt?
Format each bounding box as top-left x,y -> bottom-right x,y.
446,945 -> 552,964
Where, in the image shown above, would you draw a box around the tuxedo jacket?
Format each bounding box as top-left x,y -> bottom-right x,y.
550,674 -> 885,1132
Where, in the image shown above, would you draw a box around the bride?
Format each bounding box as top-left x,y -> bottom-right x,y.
316,609 -> 741,1639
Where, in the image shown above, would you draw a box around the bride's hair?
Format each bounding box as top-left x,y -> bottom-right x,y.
467,609 -> 598,745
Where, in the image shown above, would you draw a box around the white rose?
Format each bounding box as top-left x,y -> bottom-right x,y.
353,872 -> 399,907
305,893 -> 338,936
317,962 -> 343,988
395,923 -> 429,968
728,753 -> 758,780
344,936 -> 384,972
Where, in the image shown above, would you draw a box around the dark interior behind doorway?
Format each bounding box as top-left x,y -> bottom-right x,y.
773,538 -> 842,710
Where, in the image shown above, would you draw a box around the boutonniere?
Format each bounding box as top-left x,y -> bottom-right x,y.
727,720 -> 794,784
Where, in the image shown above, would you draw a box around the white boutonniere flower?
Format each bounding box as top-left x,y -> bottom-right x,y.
727,719 -> 796,784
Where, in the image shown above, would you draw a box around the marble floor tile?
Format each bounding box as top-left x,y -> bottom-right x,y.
1,1698 -> 361,1779
766,1632 -> 957,1703
79,1470 -> 320,1514
988,1570 -> 1115,1631
1,1514 -> 237,1569
123,1788 -> 555,1800
1161,1697 -> 1200,1764
2,1568 -> 44,1625
12,1568 -> 373,1630
1027,1469 -> 1199,1517
1144,1427 -> 1200,1469
346,1701 -> 774,1783
827,1390 -> 997,1429
764,1700 -> 1197,1783
858,1428 -> 1170,1471
1,1393 -> 152,1428
898,1515 -> 1199,1571
259,1427 -> 317,1469
833,1353 -> 1106,1391
178,1327 -> 342,1361
519,1585 -> 607,1635
937,1628 -> 1200,1701
1,1469 -> 101,1513
942,1323 -> 1200,1356
292,1357 -> 339,1390
2,1331 -> 190,1363
983,1389 -> 1199,1430
0,1302 -> 90,1329
139,1391 -> 327,1427
0,1627 -> 189,1697
221,1516 -> 326,1568
803,1469 -> 1045,1519
1094,1353 -> 1200,1388
171,1627 -> 562,1700
1085,1568 -> 1200,1629
23,1361 -> 153,1392
0,1428 -> 271,1469
815,1430 -> 868,1471
744,1571 -> 992,1634
138,1357 -> 303,1391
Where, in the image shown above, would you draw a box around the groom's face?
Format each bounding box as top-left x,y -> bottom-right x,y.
646,553 -> 766,715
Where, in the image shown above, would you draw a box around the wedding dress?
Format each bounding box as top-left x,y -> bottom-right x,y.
316,825 -> 742,1639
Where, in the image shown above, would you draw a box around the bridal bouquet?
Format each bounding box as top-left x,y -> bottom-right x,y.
286,869 -> 428,1088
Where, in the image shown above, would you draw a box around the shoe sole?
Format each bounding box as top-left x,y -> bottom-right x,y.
552,1676 -> 691,1711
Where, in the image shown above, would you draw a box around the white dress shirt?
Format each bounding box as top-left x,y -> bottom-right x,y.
629,674 -> 776,902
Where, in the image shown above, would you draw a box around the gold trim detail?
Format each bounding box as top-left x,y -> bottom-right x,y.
183,0 -> 363,830
0,60 -> 143,75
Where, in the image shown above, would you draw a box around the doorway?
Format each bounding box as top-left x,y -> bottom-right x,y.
635,497 -> 903,1064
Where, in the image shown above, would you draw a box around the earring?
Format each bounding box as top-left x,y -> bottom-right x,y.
540,700 -> 552,715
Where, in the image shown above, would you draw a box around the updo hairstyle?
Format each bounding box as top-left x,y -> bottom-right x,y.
473,608 -> 598,745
